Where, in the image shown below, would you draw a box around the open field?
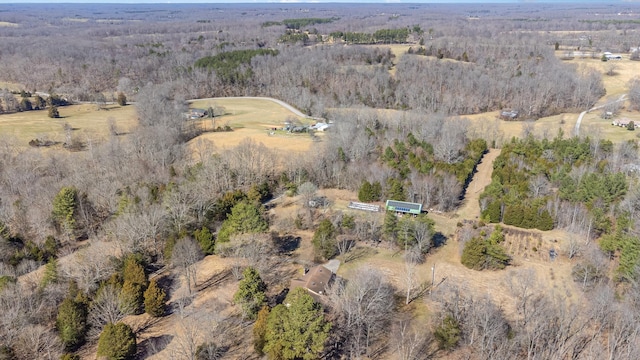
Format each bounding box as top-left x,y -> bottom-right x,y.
188,98 -> 318,154
572,56 -> 639,99
0,97 -> 319,152
0,21 -> 18,27
0,81 -> 26,91
0,104 -> 137,146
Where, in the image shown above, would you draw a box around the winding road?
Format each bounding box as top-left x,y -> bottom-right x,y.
574,94 -> 627,136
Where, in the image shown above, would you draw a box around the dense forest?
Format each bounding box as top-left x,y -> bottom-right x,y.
1,2 -> 640,360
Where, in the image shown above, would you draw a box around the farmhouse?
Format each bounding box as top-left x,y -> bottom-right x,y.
311,122 -> 332,131
290,265 -> 334,300
604,52 -> 623,60
189,108 -> 208,119
385,200 -> 423,215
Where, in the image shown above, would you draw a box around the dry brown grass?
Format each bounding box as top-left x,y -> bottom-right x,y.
0,81 -> 25,91
0,104 -> 137,146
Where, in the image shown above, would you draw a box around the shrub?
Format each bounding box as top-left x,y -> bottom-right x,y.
194,226 -> 215,255
60,354 -> 80,360
96,322 -> 136,360
434,315 -> 461,350
117,92 -> 127,106
196,342 -> 222,360
461,227 -> 510,271
48,105 -> 60,118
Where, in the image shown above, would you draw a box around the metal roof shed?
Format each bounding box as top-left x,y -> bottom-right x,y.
385,200 -> 422,215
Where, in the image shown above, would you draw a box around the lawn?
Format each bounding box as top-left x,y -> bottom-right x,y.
0,104 -> 137,146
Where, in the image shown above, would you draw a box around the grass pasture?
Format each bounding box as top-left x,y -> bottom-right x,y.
0,104 -> 137,147
188,98 -> 318,154
0,21 -> 18,27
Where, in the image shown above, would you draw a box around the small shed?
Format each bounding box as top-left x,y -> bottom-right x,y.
385,200 -> 422,215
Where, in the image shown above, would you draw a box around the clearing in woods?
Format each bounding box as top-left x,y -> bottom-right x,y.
334,147 -> 579,322
188,97 -> 319,154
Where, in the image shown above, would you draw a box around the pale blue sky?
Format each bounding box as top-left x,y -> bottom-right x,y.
0,0 -> 621,3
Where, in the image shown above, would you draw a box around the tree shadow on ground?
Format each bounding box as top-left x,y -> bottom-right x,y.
137,334 -> 173,359
196,267 -> 232,292
155,273 -> 175,301
433,232 -> 447,247
272,234 -> 301,255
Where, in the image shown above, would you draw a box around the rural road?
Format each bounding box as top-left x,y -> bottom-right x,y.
574,94 -> 627,136
189,96 -> 325,121
457,148 -> 502,220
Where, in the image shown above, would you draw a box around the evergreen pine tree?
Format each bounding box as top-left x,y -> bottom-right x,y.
143,279 -> 167,317
52,187 -> 77,230
97,322 -> 136,360
383,211 -> 398,242
264,288 -> 331,360
217,201 -> 268,244
358,180 -> 373,202
120,256 -> 148,314
56,296 -> 87,350
234,267 -> 267,320
253,305 -> 270,355
312,219 -> 337,260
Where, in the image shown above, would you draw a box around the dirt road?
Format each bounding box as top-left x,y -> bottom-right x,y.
456,148 -> 501,220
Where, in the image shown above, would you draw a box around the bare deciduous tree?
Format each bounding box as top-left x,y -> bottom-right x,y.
88,284 -> 133,339
392,316 -> 430,360
328,267 -> 395,358
172,237 -> 203,295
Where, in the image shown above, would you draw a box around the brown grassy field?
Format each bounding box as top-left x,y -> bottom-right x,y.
0,81 -> 26,91
188,98 -> 318,154
0,104 -> 138,146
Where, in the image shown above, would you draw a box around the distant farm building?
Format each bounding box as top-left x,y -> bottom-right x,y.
612,118 -> 634,127
385,200 -> 422,215
189,108 -> 208,119
604,52 -> 622,60
310,122 -> 332,131
499,109 -> 519,120
290,265 -> 334,300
